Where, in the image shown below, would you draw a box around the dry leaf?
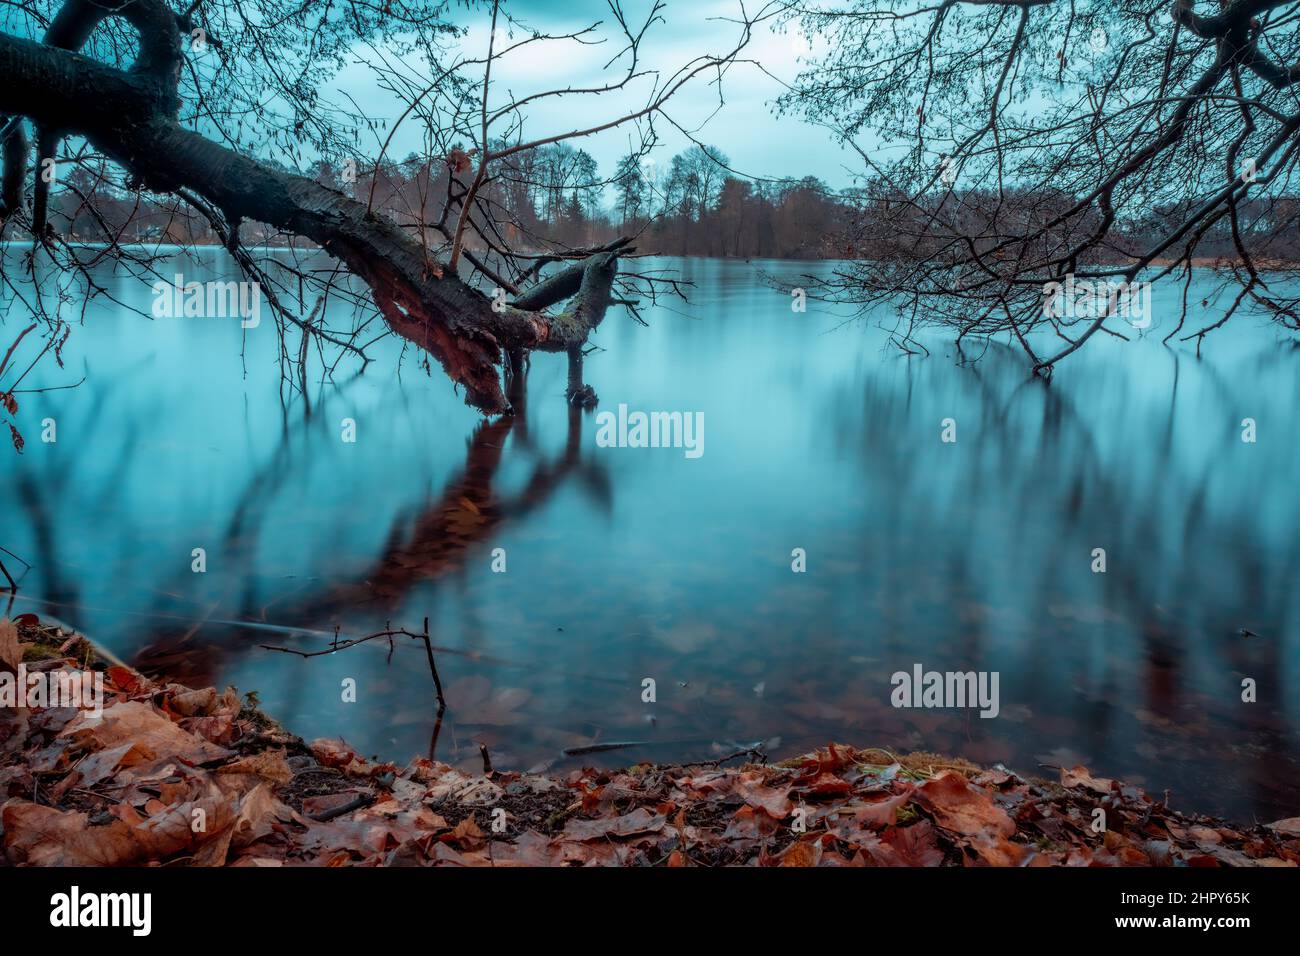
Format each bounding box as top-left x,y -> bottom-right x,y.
0,620 -> 22,674
917,770 -> 1016,838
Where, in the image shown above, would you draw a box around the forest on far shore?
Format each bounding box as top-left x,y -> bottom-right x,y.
44,138 -> 1299,266
45,143 -> 850,260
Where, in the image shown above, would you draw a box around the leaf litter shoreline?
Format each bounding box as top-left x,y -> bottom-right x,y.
2,614 -> 1298,867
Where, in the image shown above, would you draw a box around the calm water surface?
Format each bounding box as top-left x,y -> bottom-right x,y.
4,249 -> 1298,821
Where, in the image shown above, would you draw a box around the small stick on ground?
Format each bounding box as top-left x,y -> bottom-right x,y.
683,747 -> 765,769
479,743 -> 493,775
306,793 -> 374,823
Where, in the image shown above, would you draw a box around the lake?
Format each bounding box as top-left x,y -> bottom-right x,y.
3,248 -> 1298,822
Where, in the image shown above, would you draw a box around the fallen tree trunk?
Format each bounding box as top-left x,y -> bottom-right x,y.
0,0 -> 622,414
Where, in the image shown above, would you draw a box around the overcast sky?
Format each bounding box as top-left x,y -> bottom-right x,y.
331,0 -> 858,189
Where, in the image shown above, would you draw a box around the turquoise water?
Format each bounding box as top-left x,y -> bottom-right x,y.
3,249 -> 1298,821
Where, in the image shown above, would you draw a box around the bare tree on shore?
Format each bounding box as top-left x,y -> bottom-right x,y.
0,0 -> 775,432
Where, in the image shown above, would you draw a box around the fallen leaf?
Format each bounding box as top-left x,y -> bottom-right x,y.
217,750 -> 293,785
966,832 -> 1033,867
0,620 -> 21,674
445,815 -> 486,850
1061,765 -> 1114,794
866,821 -> 945,866
916,771 -> 1015,838
1266,818 -> 1300,838
562,807 -> 666,841
735,770 -> 794,818
105,666 -> 148,696
777,839 -> 821,867
74,742 -> 148,787
723,804 -> 780,841
2,785 -> 235,866
60,701 -> 230,765
310,738 -> 358,769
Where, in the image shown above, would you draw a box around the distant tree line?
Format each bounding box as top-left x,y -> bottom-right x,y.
611,145 -> 851,259
841,182 -> 1300,266
46,151 -> 1300,269
45,143 -> 854,260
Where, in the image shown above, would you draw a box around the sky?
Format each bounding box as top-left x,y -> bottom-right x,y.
330,0 -> 858,190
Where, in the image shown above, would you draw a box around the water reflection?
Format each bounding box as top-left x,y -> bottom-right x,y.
819,330 -> 1300,820
129,365 -> 611,685
2,251 -> 1297,820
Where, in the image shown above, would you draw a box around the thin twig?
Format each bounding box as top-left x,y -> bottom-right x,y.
260,619 -> 445,709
